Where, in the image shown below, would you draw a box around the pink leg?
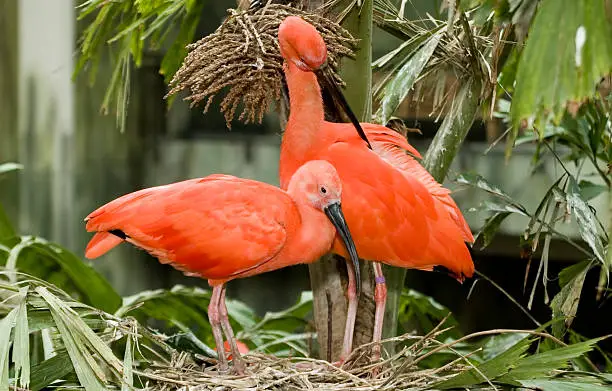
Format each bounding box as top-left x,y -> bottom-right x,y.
218,285 -> 246,374
340,257 -> 358,362
372,262 -> 387,362
208,285 -> 229,373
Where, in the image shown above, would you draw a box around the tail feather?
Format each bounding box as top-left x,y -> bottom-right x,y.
85,232 -> 123,259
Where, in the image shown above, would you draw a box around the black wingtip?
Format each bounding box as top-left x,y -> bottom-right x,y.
109,229 -> 128,239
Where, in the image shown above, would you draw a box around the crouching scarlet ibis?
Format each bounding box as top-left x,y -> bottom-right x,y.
84,160 -> 360,374
277,16 -> 475,362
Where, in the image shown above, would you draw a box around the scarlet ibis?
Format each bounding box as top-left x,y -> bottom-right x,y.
277,16 -> 475,362
84,160 -> 360,374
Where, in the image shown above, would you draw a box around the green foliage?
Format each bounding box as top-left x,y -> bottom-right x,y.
0,236 -> 121,313
0,162 -> 23,175
75,0 -> 205,131
434,334 -> 532,389
373,28 -> 444,125
397,289 -> 461,339
510,0 -> 612,131
117,285 -> 314,357
0,274 -> 173,390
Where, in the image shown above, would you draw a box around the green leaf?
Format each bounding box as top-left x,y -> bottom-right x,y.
37,286 -> 123,391
456,173 -> 526,210
511,0 -> 612,129
566,177 -> 606,263
159,0 -> 205,84
30,351 -> 74,391
121,336 -> 133,391
519,378 -> 612,391
397,289 -> 461,339
117,286 -> 216,346
578,180 -> 608,201
374,30 -> 443,124
423,77 -> 482,182
0,162 -> 23,176
551,260 -> 591,337
250,291 -> 313,333
480,332 -> 530,361
0,204 -> 15,240
239,291 -> 313,355
435,335 -> 532,389
497,337 -> 604,383
40,294 -> 107,390
0,307 -> 18,390
12,287 -> 30,389
3,238 -> 121,313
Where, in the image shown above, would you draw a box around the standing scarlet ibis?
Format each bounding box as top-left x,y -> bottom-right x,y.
84,160 -> 360,374
277,16 -> 475,362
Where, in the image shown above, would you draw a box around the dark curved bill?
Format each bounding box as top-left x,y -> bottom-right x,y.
314,66 -> 373,150
324,202 -> 361,296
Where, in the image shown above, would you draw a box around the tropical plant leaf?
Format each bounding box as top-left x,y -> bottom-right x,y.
121,335 -> 133,391
29,351 -> 74,391
0,204 -> 15,242
0,162 -> 23,176
519,378 -> 612,391
497,337 -> 604,383
238,291 -> 313,356
0,306 -> 18,390
578,180 -> 608,201
474,212 -> 511,249
12,287 -> 30,389
456,173 -> 527,213
2,237 -> 121,313
246,291 -> 313,333
37,286 -> 123,390
479,332 -> 530,361
75,0 -> 205,131
423,77 -> 482,182
551,261 -> 591,337
397,289 -> 461,339
435,335 -> 532,389
374,30 -> 444,124
566,177 -> 606,264
511,0 -> 612,129
117,285 -> 215,346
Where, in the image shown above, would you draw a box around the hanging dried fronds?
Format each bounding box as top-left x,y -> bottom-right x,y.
167,3 -> 358,128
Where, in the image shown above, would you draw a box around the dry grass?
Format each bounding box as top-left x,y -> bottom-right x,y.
140,320 -> 492,391
167,2 -> 358,128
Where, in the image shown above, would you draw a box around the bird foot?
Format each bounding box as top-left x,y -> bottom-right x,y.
231,358 -> 247,376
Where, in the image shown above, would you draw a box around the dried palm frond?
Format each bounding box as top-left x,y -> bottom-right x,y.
167,2 -> 358,128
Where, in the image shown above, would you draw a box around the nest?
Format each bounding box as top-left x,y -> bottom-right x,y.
166,2 -> 358,128
143,328 -> 479,391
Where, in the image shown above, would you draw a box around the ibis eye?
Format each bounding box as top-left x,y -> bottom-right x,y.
320,187 -> 327,194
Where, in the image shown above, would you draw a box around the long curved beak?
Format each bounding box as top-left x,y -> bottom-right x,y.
314,66 -> 373,150
324,202 -> 361,296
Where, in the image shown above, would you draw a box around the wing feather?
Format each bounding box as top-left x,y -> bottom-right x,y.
362,123 -> 474,243
85,176 -> 297,281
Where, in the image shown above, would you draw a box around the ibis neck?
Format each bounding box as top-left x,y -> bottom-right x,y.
280,62 -> 325,189
288,199 -> 335,264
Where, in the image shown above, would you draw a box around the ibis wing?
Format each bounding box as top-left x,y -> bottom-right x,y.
85,175 -> 297,280
320,141 -> 474,279
362,123 -> 474,243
